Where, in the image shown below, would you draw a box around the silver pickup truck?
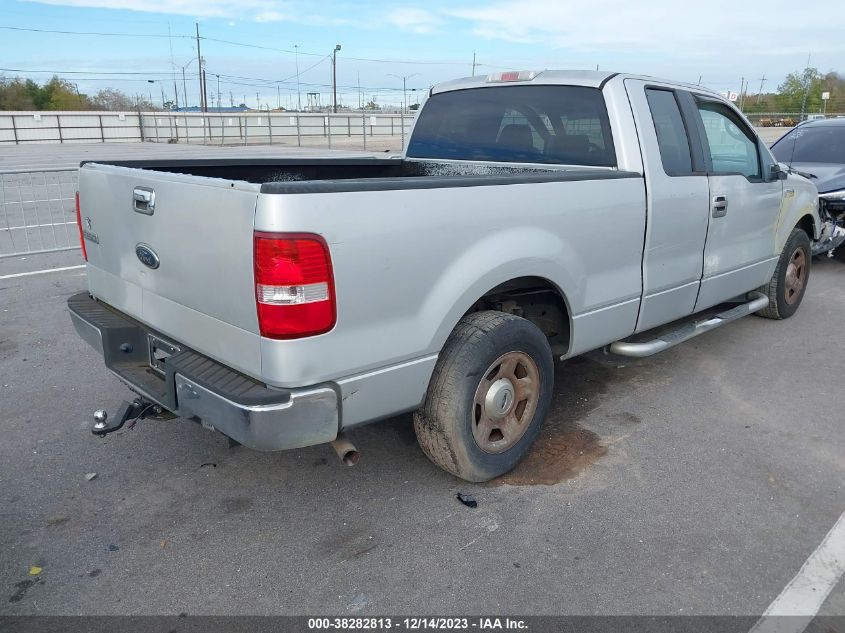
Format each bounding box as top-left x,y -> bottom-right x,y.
68,70 -> 842,482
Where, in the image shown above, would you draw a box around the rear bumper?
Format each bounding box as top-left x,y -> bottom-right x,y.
67,292 -> 339,451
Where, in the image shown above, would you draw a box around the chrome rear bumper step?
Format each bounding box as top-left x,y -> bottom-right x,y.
608,291 -> 769,358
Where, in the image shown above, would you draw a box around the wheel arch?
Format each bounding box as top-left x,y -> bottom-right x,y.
795,213 -> 817,240
428,271 -> 574,360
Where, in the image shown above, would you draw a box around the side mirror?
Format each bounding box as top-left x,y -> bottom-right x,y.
770,163 -> 788,181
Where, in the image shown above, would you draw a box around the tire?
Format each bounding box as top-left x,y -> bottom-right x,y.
756,227 -> 812,319
413,311 -> 554,482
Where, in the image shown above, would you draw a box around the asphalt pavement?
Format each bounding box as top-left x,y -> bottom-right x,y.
1,247 -> 843,617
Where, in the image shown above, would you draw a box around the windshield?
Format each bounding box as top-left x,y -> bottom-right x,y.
771,125 -> 845,164
406,85 -> 616,167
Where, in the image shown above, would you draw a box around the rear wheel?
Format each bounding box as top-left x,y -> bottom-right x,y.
756,228 -> 811,319
413,311 -> 553,482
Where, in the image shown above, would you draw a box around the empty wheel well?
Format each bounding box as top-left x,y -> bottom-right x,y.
797,214 -> 816,240
465,276 -> 571,356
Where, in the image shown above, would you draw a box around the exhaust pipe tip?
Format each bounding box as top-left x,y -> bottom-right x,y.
331,435 -> 360,467
341,449 -> 360,466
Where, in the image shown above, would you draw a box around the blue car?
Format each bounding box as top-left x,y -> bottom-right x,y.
772,118 -> 845,260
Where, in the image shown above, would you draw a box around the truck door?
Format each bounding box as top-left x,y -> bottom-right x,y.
624,80 -> 710,332
689,97 -> 783,311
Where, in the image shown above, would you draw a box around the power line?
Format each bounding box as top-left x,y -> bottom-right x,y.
0,25 -> 191,39
0,66 -> 416,94
0,67 -> 187,76
0,25 -> 470,66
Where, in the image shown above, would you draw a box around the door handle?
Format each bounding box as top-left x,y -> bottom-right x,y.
711,194 -> 728,218
133,187 -> 155,215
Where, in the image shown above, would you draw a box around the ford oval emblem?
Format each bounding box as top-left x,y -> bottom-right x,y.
135,243 -> 160,269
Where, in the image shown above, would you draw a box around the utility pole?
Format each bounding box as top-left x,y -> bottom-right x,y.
332,44 -> 341,113
756,75 -> 767,104
202,68 -> 208,113
230,91 -> 234,107
800,53 -> 812,121
277,86 -> 281,110
168,23 -> 179,109
387,73 -> 419,147
181,64 -> 188,108
216,74 -> 220,110
472,51 -> 476,77
357,73 -> 362,110
294,44 -> 302,111
195,22 -> 206,113
256,92 -> 260,110
739,77 -> 745,110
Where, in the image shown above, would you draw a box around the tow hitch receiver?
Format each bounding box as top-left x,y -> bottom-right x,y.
91,398 -> 164,436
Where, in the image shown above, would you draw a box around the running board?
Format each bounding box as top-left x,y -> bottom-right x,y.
608,291 -> 769,358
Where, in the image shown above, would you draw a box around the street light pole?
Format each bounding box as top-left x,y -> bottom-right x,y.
332,44 -> 342,113
148,79 -> 168,110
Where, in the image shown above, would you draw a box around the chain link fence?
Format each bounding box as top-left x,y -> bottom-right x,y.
0,168 -> 80,258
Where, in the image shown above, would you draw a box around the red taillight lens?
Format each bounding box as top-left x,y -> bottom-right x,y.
253,232 -> 336,339
75,191 -> 88,261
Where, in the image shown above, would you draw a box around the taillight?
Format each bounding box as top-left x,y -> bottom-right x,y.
253,232 -> 336,339
75,191 -> 88,261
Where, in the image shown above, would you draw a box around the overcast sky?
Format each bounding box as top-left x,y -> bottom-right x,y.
2,0 -> 843,109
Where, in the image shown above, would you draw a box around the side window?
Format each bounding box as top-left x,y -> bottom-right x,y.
696,102 -> 760,179
645,88 -> 693,175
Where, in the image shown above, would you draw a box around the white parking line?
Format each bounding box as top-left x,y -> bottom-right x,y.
0,222 -> 76,231
0,264 -> 85,280
750,510 -> 845,633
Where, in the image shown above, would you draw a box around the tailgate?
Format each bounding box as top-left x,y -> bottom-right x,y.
78,163 -> 263,378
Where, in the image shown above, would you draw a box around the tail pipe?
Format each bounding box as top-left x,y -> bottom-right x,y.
330,434 -> 360,466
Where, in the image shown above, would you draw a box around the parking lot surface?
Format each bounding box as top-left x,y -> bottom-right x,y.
1,244 -> 843,616
1,139 -> 842,620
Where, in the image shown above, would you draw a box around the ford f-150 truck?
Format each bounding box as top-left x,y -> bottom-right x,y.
68,70 -> 841,482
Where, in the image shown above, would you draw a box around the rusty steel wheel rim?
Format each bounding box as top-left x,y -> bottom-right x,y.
784,247 -> 807,305
471,351 -> 540,454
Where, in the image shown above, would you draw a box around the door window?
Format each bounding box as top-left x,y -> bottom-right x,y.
696,102 -> 760,179
645,88 -> 693,175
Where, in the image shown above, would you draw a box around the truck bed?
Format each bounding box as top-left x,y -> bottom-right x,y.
82,157 -> 633,192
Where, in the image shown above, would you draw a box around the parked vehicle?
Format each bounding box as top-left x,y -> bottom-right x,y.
69,70 -> 836,481
771,118 -> 845,260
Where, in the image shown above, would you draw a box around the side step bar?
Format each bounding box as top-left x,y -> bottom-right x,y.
608,291 -> 769,358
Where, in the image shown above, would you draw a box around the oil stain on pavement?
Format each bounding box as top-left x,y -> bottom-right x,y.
495,355 -> 632,486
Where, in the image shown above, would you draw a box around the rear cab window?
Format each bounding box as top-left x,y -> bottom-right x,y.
407,85 -> 617,167
645,88 -> 694,175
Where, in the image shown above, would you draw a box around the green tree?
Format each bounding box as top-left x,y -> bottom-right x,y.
0,77 -> 36,110
776,68 -> 821,113
91,88 -> 137,111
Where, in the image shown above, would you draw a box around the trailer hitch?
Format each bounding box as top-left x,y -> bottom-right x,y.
91,398 -> 165,436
